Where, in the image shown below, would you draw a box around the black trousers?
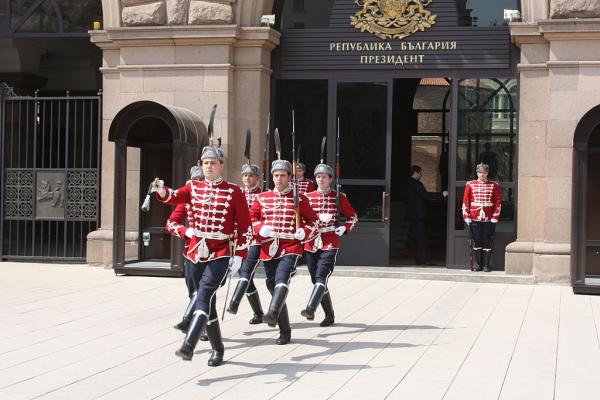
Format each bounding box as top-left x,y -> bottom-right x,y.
239,244 -> 261,294
409,219 -> 427,264
193,257 -> 229,321
263,255 -> 299,292
471,221 -> 496,250
184,258 -> 203,299
305,249 -> 337,288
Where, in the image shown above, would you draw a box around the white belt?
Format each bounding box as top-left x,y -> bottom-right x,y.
471,202 -> 493,207
271,232 -> 296,240
192,230 -> 231,240
319,226 -> 336,233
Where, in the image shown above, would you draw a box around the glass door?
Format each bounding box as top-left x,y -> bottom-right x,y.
334,80 -> 392,266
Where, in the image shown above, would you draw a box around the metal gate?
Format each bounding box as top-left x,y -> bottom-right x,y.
1,86 -> 101,261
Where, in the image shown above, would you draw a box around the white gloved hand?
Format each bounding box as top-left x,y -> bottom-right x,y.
184,228 -> 194,239
335,226 -> 346,236
319,213 -> 333,224
150,179 -> 165,195
491,218 -> 498,224
259,225 -> 274,238
228,255 -> 243,276
465,218 -> 472,225
294,228 -> 306,241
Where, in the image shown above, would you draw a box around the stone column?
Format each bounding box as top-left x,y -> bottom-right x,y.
88,0 -> 279,266
508,13 -> 600,283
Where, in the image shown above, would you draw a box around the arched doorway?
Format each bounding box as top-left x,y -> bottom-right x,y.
108,101 -> 207,276
572,105 -> 600,294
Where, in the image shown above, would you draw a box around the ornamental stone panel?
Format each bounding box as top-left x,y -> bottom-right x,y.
122,1 -> 166,26
550,0 -> 600,19
188,1 -> 233,25
166,0 -> 191,24
120,0 -> 234,26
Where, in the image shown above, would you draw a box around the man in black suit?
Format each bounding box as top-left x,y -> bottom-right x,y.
405,165 -> 448,265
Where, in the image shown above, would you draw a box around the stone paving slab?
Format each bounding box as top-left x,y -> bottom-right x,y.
0,262 -> 598,399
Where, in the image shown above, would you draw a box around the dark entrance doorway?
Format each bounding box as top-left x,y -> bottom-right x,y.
108,101 -> 207,276
572,105 -> 600,294
390,78 -> 450,266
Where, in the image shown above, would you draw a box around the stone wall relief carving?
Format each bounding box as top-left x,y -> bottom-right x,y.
120,0 -> 235,26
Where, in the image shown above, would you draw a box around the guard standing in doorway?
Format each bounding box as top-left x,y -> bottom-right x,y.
226,163 -> 265,324
250,158 -> 319,345
462,163 -> 502,272
302,161 -> 358,326
152,145 -> 253,367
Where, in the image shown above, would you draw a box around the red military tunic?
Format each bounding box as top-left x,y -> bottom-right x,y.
242,184 -> 262,209
157,177 -> 253,263
304,189 -> 358,252
165,202 -> 191,240
297,178 -> 315,194
250,186 -> 319,260
242,184 -> 262,246
462,179 -> 502,222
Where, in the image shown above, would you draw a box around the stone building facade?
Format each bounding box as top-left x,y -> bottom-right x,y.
80,0 -> 600,286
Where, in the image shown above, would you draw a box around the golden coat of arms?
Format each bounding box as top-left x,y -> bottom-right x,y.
350,0 -> 437,40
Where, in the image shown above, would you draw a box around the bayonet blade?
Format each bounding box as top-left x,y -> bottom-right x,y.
207,104 -> 217,146
244,128 -> 252,163
274,128 -> 282,160
320,137 -> 326,164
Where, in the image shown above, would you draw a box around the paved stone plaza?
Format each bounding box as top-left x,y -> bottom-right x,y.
1,262 -> 600,399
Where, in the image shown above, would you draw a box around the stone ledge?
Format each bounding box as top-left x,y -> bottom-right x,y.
89,26 -> 279,49
100,63 -> 234,72
295,266 -> 536,285
506,240 -> 570,255
512,19 -> 600,47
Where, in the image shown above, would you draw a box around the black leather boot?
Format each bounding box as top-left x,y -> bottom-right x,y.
246,290 -> 264,324
174,292 -> 197,333
474,249 -> 483,271
175,312 -> 207,360
227,279 -> 249,315
276,304 -> 291,345
200,325 -> 209,341
320,291 -> 335,327
482,250 -> 492,272
263,285 -> 289,327
301,283 -> 326,321
205,320 -> 225,367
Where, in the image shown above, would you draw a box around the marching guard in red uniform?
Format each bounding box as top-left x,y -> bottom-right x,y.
165,166 -> 208,341
152,146 -> 253,366
302,163 -> 358,326
462,163 -> 502,272
250,159 -> 319,344
226,164 -> 265,324
296,162 -> 316,194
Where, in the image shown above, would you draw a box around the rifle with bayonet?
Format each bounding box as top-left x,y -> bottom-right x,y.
291,110 -> 301,229
335,116 -> 341,227
263,115 -> 270,191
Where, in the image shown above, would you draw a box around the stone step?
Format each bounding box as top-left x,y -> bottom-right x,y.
294,265 -> 535,285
